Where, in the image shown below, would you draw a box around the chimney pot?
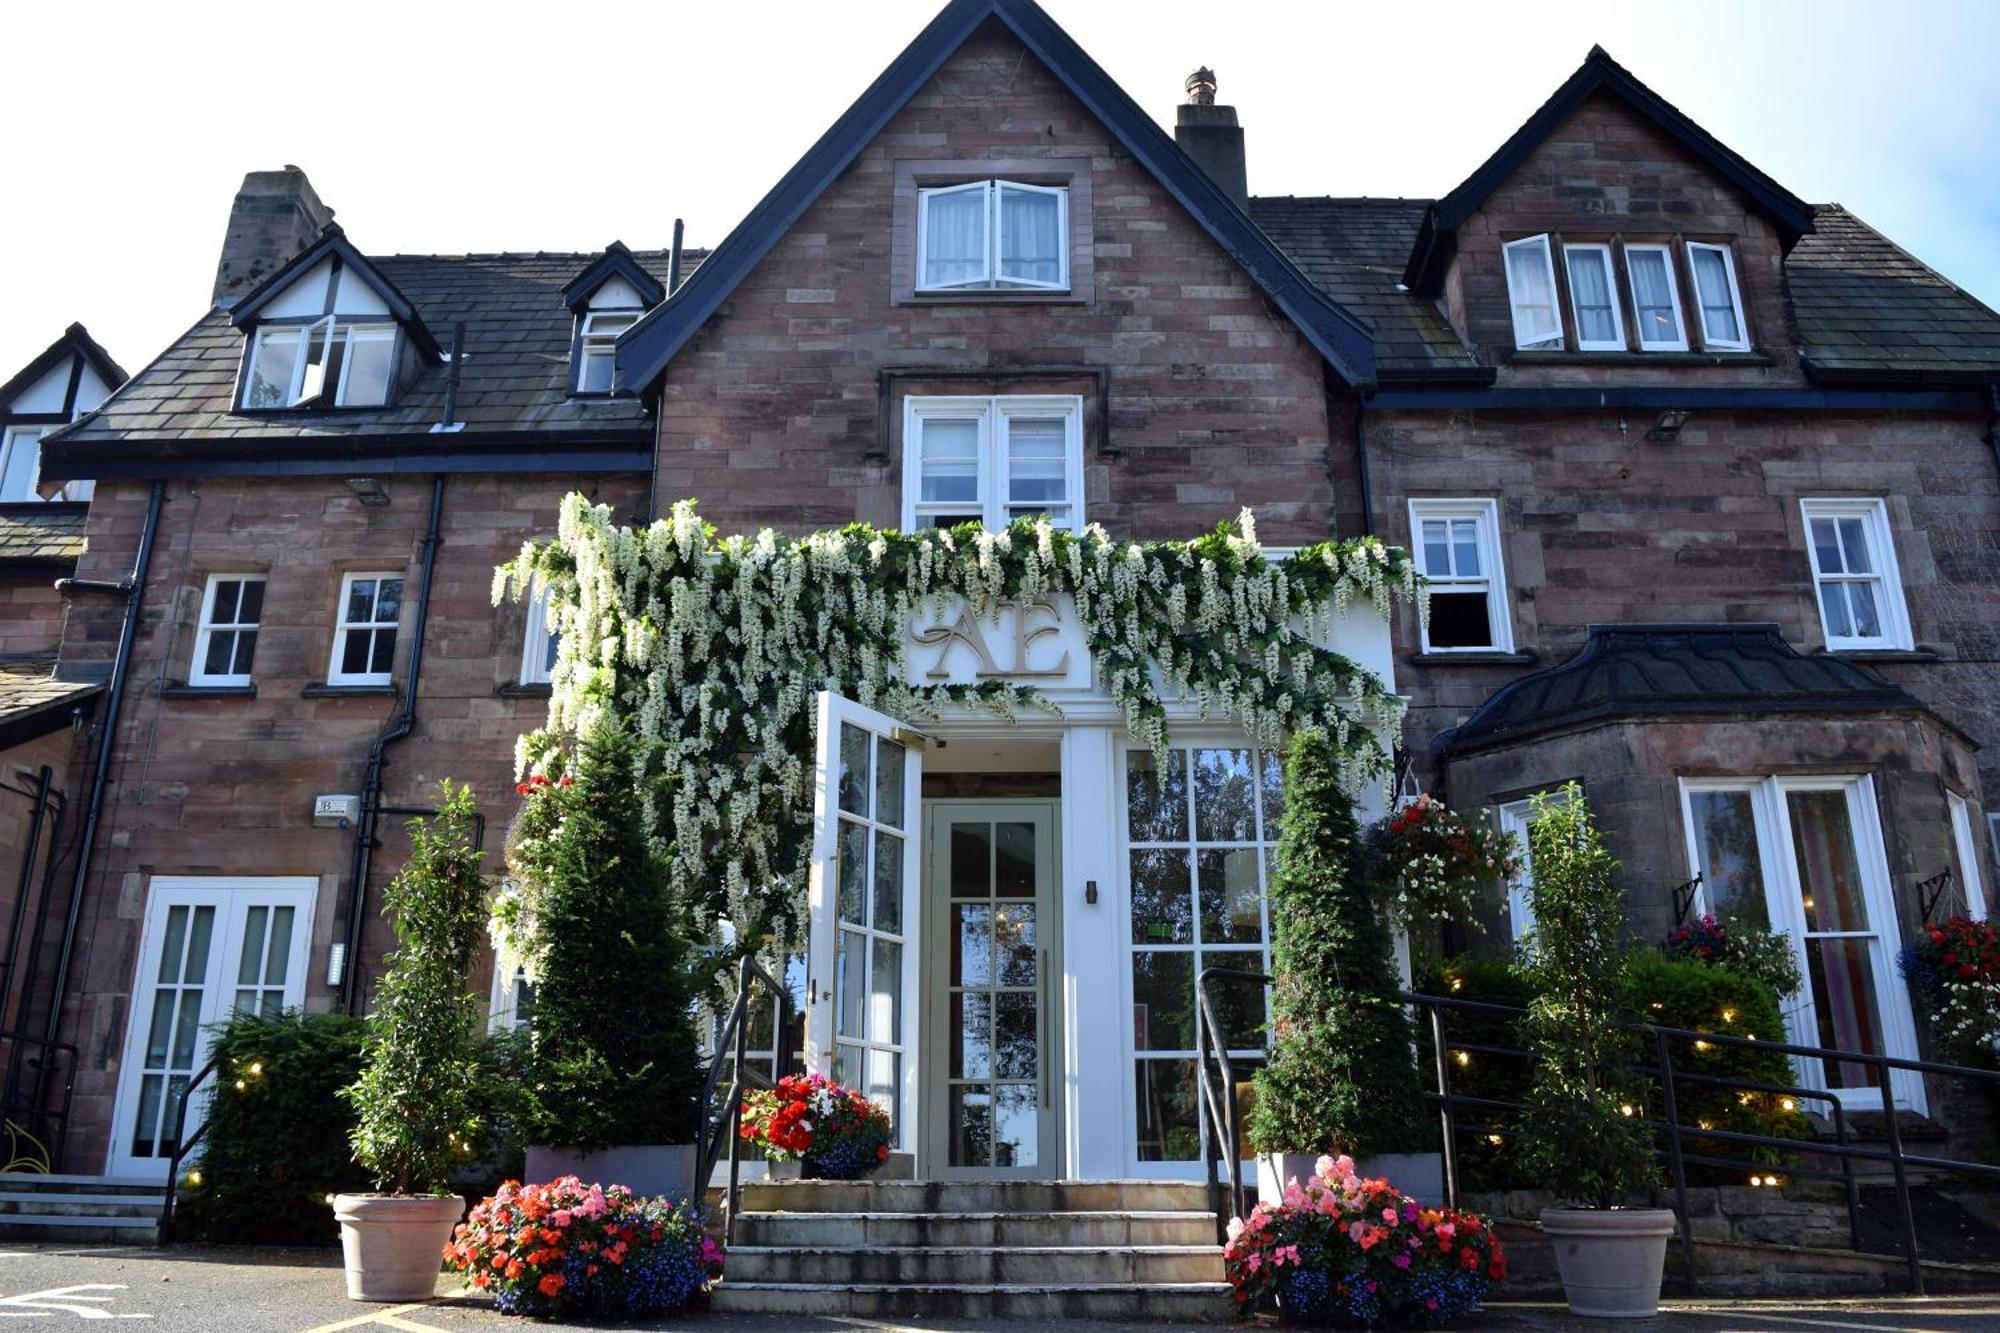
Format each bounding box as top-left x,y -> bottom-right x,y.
212,166 -> 336,307
1174,68 -> 1247,209
1185,67 -> 1217,105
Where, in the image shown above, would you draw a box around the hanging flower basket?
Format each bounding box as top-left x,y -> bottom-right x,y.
1369,795 -> 1516,929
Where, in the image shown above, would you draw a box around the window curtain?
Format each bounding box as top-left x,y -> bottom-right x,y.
923,189 -> 987,288
1569,252 -> 1617,343
1690,248 -> 1741,343
1504,241 -> 1559,345
999,187 -> 1062,285
1629,251 -> 1679,342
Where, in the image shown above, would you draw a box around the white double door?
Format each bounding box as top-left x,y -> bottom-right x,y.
107,877 -> 314,1179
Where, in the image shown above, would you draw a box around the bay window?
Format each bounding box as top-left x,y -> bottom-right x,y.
902,395 -> 1083,531
1502,235 -> 1563,350
917,180 -> 1069,292
243,319 -> 396,409
1800,498 -> 1912,651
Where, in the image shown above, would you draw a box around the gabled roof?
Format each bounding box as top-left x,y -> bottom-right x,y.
561,241 -> 666,312
616,0 -> 1377,392
1403,46 -> 1816,295
1433,623 -> 1931,757
226,225 -> 443,361
0,323 -> 127,411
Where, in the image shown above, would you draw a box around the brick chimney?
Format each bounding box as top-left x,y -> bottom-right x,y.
212,166 -> 335,307
1174,68 -> 1247,209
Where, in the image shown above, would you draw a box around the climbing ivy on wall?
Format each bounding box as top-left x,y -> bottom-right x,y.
494,494 -> 1419,945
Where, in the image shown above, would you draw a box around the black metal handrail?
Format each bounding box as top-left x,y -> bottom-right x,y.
695,954 -> 795,1245
155,1052 -> 223,1246
1193,969 -> 2000,1297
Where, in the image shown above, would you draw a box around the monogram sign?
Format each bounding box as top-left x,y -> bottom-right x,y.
904,597 -> 1094,689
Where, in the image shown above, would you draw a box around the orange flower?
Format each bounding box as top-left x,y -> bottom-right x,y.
538,1273 -> 566,1297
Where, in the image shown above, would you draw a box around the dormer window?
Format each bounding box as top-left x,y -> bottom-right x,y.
1502,236 -> 1562,350
243,319 -> 396,409
917,180 -> 1069,292
575,311 -> 641,394
1623,244 -> 1688,351
1687,242 -> 1749,352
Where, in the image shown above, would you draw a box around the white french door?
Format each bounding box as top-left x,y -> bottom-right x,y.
805,692 -> 922,1150
107,877 -> 315,1179
1679,777 -> 1924,1113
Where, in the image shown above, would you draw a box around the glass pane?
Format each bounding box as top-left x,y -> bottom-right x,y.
864,1047 -> 899,1130
922,187 -> 987,288
994,991 -> 1037,1078
1193,748 -> 1255,842
920,419 -> 981,504
1198,849 -> 1264,944
953,904 -> 993,986
1420,519 -> 1451,575
1134,1059 -> 1199,1161
157,906 -> 188,985
0,431 -> 38,502
1691,248 -> 1741,343
835,928 -> 864,1038
998,185 -> 1062,285
1131,950 -> 1194,1052
1006,418 -> 1067,504
169,990 -> 203,1066
340,331 -> 394,406
951,822 -> 991,898
1129,849 -> 1193,945
368,626 -> 397,675
263,906 -> 293,987
578,348 -> 615,394
1451,520 -> 1482,577
1569,249 -> 1617,342
1847,582 -> 1882,640
1787,790 -> 1871,933
1819,582 -> 1854,640
340,630 -> 372,676
837,722 -> 869,817
869,937 -> 902,1046
995,822 -> 1034,897
143,991 -> 175,1066
1689,790 -> 1771,929
237,906 -> 268,985
874,738 -> 906,829
997,902 -> 1036,985
245,331 -> 300,408
1810,518 -> 1844,573
836,818 -> 866,925
1258,747 -> 1285,838
1807,938 -> 1886,1089
952,992 -> 992,1079
235,988 -> 256,1013
1426,592 -> 1494,649
1504,239 -> 1557,342
186,906 -> 215,979
232,630 -> 259,676
993,1083 -> 1038,1167
1629,249 -> 1679,342
951,1086 -> 992,1166
1206,949 -> 1269,1049
202,630 -> 235,678
1126,749 -> 1188,843
345,578 -> 376,624
872,828 -> 903,935
132,1076 -> 163,1157
1837,518 -> 1873,574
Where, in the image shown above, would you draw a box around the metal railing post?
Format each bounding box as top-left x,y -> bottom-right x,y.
724,956 -> 755,1247
1830,1100 -> 1861,1253
1427,1005 -> 1459,1210
1651,1027 -> 1697,1293
1876,1067 -> 1922,1295
1195,989 -> 1225,1243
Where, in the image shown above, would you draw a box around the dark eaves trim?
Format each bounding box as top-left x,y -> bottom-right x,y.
41,430 -> 653,481
0,686 -> 99,753
1362,386 -> 1991,413
1801,361 -> 2000,388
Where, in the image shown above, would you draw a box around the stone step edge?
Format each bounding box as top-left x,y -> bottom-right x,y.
0,1214 -> 157,1228
712,1281 -> 1232,1294
0,1193 -> 166,1207
730,1244 -> 1218,1256
0,1174 -> 163,1190
734,1209 -> 1213,1221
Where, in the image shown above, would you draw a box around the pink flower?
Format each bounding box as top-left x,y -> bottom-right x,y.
1226,1217 -> 1246,1242
1382,1207 -> 1399,1224
1436,1222 -> 1456,1241
550,1210 -> 573,1228
1392,1251 -> 1412,1269
1348,1220 -> 1369,1245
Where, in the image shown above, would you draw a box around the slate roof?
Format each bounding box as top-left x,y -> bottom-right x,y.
0,658 -> 98,747
1433,623 -> 1932,757
0,503 -> 87,566
56,248 -> 704,446
1787,205 -> 2000,383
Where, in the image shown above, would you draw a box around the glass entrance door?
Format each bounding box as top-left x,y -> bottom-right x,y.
923,802 -> 1059,1178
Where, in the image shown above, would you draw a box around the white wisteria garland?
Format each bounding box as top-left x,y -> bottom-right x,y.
496,494 -> 1421,941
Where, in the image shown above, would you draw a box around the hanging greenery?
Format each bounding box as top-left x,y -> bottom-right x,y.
495,495 -> 1419,941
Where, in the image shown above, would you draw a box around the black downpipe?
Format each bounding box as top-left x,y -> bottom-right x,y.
45,481 -> 164,1049
647,219 -> 687,525
339,477 -> 446,1014
667,218 -> 685,295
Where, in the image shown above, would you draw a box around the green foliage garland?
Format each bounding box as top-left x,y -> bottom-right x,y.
1248,728 -> 1427,1156
496,496 -> 1418,941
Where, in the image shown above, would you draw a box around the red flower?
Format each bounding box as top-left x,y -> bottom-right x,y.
538,1273 -> 566,1297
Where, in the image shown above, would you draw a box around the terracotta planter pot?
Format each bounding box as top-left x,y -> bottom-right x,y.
1540,1207 -> 1676,1318
331,1193 -> 464,1302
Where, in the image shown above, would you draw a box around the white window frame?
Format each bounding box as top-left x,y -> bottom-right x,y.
1947,792 -> 1990,923
0,425 -> 46,502
1624,242 -> 1689,352
915,179 -> 1070,293
1407,498 -> 1513,654
1685,241 -> 1750,352
1677,775 -> 1925,1113
520,591 -> 559,686
189,574 -> 266,687
1562,242 -> 1626,352
1496,787 -> 1579,944
901,394 -> 1084,532
575,310 -> 640,395
487,918 -> 535,1034
327,571 -> 404,687
1799,498 -> 1913,652
1501,234 -> 1564,350
243,319 -> 398,409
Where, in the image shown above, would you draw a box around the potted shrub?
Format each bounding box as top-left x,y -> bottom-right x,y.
739,1073 -> 892,1179
1250,729 -> 1436,1204
499,721 -> 705,1197
335,784 -> 492,1302
1514,787 -> 1669,1318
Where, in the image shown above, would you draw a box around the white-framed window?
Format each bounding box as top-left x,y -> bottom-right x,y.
1686,242 -> 1749,351
1408,498 -> 1512,653
243,319 -> 396,409
1502,235 -> 1563,350
328,572 -> 404,686
1121,741 -> 1281,1167
1624,243 -> 1688,351
1678,775 -> 1925,1112
1799,498 -> 1912,651
1947,793 -> 1990,923
901,395 -> 1083,531
487,934 -> 535,1035
575,310 -> 641,394
520,592 -> 559,686
190,575 -> 266,687
0,426 -> 46,501
916,180 -> 1069,292
1496,787 -> 1579,943
1562,243 -> 1625,351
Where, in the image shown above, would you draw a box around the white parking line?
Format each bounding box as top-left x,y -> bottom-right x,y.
0,1284 -> 148,1319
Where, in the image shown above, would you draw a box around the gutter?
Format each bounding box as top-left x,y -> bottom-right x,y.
46,481 -> 164,1050
338,476 -> 446,1014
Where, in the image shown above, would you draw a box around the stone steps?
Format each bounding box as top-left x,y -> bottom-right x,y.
710,1179 -> 1233,1322
0,1172 -> 164,1244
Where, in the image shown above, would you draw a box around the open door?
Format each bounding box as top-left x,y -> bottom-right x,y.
805,692 -> 922,1151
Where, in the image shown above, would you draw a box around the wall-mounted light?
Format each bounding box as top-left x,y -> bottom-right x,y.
344,477 -> 389,506
326,942 -> 348,988
1645,409 -> 1692,442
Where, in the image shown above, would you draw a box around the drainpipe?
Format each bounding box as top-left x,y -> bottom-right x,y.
338,476 -> 446,1014
643,219 -> 686,525
46,481 -> 164,1048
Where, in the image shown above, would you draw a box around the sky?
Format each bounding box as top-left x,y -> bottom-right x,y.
5,0 -> 1998,381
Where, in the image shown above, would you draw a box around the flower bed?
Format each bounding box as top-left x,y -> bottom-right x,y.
444,1177 -> 720,1317
739,1073 -> 891,1179
1900,916 -> 2000,1065
1224,1154 -> 1504,1327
